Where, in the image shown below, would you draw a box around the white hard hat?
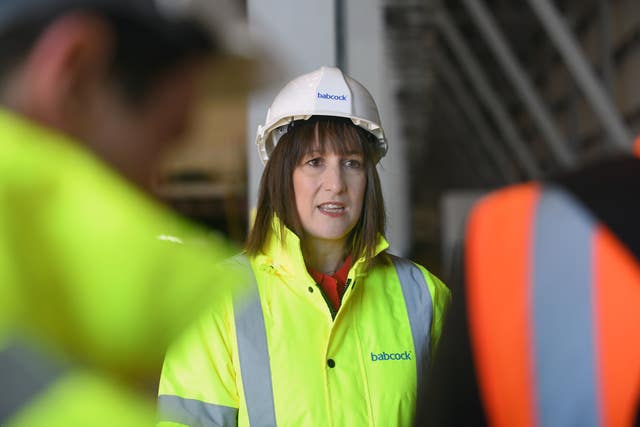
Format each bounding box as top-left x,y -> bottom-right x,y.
256,66 -> 388,164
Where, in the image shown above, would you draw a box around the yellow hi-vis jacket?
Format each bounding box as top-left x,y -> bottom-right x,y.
158,219 -> 450,427
0,108 -> 243,426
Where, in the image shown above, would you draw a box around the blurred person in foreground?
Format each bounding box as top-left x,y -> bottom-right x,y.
0,0 -> 257,425
158,66 -> 451,427
417,152 -> 640,426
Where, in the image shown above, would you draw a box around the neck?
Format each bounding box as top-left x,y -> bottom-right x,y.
301,237 -> 347,275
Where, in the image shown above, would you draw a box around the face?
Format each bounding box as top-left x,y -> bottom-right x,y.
293,146 -> 366,247
13,12 -> 207,192
87,62 -> 205,191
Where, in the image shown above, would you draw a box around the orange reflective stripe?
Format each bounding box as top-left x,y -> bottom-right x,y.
634,136 -> 640,158
466,183 -> 540,427
594,226 -> 640,427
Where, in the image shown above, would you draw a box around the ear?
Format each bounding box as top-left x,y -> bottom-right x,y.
19,12 -> 113,135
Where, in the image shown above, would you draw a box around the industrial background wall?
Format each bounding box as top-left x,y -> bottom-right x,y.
155,0 -> 639,282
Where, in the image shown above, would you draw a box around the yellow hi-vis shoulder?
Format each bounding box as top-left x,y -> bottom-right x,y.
0,108 -> 245,425
159,219 -> 450,426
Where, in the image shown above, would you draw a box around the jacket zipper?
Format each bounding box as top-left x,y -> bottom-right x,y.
315,284 -> 337,320
315,276 -> 355,320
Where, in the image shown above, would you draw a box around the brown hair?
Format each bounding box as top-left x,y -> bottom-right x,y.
246,116 -> 386,270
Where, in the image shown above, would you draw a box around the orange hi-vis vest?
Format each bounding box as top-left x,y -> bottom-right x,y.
421,156 -> 640,427
467,182 -> 640,427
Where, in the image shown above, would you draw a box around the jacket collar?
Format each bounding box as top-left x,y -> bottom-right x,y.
253,215 -> 389,280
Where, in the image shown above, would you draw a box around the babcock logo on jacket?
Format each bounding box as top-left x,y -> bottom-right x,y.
370,351 -> 412,362
317,92 -> 348,101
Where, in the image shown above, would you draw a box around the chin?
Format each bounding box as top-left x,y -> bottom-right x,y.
311,229 -> 352,242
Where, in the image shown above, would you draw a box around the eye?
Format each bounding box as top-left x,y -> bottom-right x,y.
344,159 -> 363,169
305,157 -> 323,167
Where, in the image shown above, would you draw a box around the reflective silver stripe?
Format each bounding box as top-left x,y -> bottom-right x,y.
0,342 -> 65,423
158,394 -> 238,427
532,187 -> 599,426
232,256 -> 277,427
390,255 -> 434,391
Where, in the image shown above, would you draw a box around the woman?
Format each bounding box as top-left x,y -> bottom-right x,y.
158,66 -> 450,427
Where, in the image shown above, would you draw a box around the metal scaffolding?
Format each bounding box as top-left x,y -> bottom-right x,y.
461,0 -> 577,168
434,51 -> 517,183
435,9 -> 542,178
528,0 -> 633,151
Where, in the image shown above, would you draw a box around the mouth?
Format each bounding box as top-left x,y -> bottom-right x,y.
318,202 -> 346,216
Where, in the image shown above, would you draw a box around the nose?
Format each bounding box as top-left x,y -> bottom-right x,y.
323,163 -> 346,193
